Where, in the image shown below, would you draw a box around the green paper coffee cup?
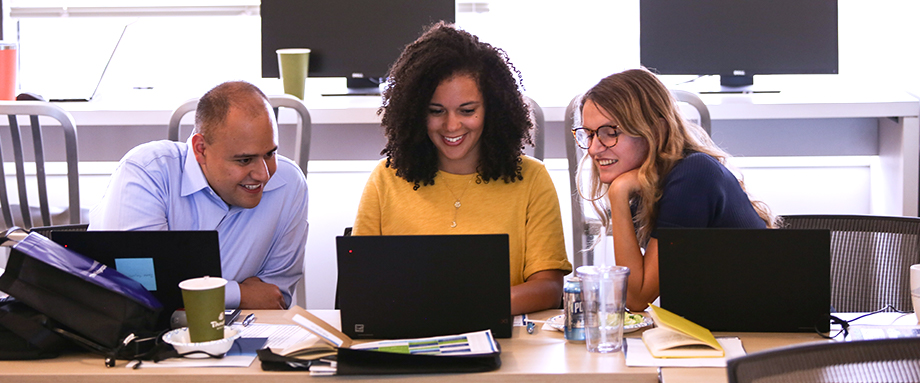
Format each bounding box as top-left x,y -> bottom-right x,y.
277,48 -> 310,100
179,276 -> 227,342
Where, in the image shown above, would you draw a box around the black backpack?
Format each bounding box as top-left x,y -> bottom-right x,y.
0,299 -> 77,360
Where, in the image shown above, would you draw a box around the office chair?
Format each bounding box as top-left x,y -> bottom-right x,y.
523,96 -> 545,161
780,214 -> 920,312
671,90 -> 711,136
564,90 -> 711,268
167,94 -> 312,308
726,337 -> 920,383
167,94 -> 312,178
27,223 -> 89,238
0,101 -> 81,231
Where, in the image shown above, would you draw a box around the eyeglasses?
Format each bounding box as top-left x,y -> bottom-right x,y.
572,125 -> 619,150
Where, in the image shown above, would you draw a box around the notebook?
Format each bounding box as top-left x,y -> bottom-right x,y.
43,23 -> 128,102
336,234 -> 512,339
656,228 -> 831,333
49,230 -> 222,329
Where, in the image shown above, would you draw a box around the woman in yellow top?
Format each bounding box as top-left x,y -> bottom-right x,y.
353,22 -> 572,315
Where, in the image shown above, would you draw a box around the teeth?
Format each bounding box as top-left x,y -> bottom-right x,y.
444,135 -> 462,143
598,159 -> 618,166
243,184 -> 260,190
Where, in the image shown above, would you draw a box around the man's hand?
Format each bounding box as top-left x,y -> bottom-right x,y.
238,276 -> 285,309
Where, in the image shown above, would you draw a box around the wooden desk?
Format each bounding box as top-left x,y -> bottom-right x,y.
0,310 -> 863,383
0,309 -> 657,383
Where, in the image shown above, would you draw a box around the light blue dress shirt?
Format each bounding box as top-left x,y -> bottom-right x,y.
89,139 -> 309,308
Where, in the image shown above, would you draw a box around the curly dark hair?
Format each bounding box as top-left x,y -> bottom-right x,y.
379,21 -> 533,189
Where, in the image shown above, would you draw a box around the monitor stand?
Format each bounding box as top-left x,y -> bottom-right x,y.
696,75 -> 780,94
321,77 -> 383,96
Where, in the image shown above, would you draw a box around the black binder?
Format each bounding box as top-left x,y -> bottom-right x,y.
258,345 -> 501,375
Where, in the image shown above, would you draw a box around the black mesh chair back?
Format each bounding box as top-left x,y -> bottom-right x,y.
727,338 -> 920,383
780,214 -> 920,312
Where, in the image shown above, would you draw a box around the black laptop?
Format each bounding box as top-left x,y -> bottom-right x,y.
50,230 -> 223,329
657,228 -> 831,332
336,234 -> 512,339
41,24 -> 129,102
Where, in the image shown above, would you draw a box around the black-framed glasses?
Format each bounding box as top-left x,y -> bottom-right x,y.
572,125 -> 619,150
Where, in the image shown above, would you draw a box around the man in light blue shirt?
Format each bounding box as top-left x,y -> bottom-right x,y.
89,81 -> 309,309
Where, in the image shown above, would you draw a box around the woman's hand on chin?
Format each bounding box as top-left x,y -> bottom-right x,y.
609,168 -> 642,200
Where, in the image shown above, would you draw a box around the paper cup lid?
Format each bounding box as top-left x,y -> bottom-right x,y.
277,48 -> 311,54
179,276 -> 227,290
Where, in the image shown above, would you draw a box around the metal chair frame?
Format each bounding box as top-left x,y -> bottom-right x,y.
0,101 -> 80,230
167,94 -> 312,178
524,95 -> 545,161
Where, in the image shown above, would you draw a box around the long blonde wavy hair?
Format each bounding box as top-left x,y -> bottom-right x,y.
575,69 -> 777,247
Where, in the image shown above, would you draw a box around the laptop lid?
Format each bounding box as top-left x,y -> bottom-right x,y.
50,230 -> 222,329
336,234 -> 512,339
657,228 -> 831,333
42,23 -> 128,102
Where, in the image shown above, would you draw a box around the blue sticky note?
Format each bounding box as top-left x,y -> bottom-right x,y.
228,337 -> 268,357
114,258 -> 157,291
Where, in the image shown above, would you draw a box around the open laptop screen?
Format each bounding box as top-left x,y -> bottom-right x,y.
336,234 -> 512,339
50,230 -> 222,329
657,228 -> 830,332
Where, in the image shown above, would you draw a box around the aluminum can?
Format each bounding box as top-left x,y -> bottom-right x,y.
563,275 -> 585,342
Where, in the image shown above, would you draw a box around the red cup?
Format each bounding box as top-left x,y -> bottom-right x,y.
0,42 -> 18,101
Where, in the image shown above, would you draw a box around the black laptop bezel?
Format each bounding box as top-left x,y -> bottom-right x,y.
50,230 -> 222,330
335,234 -> 512,339
657,228 -> 831,333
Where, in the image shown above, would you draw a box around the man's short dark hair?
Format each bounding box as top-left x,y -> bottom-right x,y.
194,81 -> 271,142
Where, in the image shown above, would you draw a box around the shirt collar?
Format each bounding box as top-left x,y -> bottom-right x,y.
181,136 -> 210,197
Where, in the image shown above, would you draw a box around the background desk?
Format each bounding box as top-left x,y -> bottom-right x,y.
54,79 -> 920,219
0,309 -> 837,383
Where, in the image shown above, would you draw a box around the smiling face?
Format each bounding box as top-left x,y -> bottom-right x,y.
193,98 -> 279,208
426,73 -> 485,175
582,99 -> 649,184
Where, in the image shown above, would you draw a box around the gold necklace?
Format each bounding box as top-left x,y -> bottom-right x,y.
442,174 -> 475,228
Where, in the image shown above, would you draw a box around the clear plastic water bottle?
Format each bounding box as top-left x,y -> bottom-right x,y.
564,275 -> 585,342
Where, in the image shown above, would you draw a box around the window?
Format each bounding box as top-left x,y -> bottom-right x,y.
4,1 -> 920,101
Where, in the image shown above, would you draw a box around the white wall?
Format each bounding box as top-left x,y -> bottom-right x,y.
6,1 -> 920,100
0,150 -> 880,309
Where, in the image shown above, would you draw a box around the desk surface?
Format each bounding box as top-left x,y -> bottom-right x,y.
0,309 -> 846,383
56,76 -> 919,126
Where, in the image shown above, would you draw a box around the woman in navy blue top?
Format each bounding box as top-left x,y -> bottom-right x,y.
573,68 -> 776,311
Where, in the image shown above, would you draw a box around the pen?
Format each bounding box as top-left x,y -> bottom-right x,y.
243,313 -> 256,327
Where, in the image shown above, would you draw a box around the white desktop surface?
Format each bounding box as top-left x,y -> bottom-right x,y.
53,76 -> 920,126
44,75 -> 920,219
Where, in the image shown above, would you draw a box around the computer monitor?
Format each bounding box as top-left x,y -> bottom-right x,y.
640,0 -> 838,91
261,0 -> 455,95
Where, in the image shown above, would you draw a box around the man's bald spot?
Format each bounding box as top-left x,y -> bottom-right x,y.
194,81 -> 273,143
